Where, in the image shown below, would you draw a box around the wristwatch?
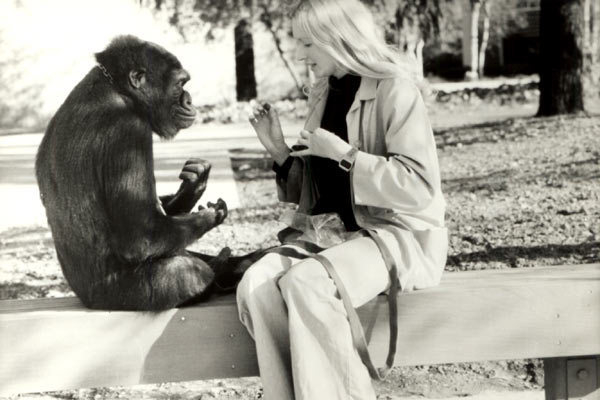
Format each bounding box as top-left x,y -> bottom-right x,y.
338,147 -> 358,172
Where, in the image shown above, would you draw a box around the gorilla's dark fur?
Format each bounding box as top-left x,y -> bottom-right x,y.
36,35 -> 258,310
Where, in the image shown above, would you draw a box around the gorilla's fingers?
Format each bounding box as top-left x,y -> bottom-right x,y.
184,158 -> 202,165
181,163 -> 211,178
179,171 -> 198,182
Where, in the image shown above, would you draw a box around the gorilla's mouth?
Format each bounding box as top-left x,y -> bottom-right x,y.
175,91 -> 197,128
175,110 -> 196,125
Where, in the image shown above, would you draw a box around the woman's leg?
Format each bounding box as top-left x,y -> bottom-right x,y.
236,251 -> 301,400
278,236 -> 391,400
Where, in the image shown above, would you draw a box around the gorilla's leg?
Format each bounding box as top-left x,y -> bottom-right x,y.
92,254 -> 218,311
190,248 -> 270,293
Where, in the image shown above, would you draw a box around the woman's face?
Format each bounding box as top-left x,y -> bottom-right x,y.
293,24 -> 345,79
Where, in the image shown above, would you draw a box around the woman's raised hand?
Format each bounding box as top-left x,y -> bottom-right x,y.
249,103 -> 290,165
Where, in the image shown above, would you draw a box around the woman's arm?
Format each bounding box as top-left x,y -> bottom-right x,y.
249,103 -> 303,204
352,78 -> 441,213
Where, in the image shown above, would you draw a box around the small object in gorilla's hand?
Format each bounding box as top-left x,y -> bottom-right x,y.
35,35 -> 260,311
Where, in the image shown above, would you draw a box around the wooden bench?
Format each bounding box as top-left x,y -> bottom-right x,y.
1,263 -> 599,399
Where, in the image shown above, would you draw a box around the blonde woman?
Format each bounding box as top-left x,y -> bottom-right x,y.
237,0 -> 448,398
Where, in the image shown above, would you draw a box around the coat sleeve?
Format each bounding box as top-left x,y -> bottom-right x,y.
352,78 -> 440,212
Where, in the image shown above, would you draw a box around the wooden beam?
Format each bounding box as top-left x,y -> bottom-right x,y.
364,263 -> 600,367
0,296 -> 257,395
0,263 -> 599,396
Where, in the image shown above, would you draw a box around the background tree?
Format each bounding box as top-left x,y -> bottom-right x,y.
465,0 -> 482,79
537,0 -> 585,116
583,0 -> 600,99
476,0 -> 489,77
234,0 -> 258,101
147,0 -> 304,100
461,0 -> 529,79
257,2 -> 304,92
368,0 -> 444,78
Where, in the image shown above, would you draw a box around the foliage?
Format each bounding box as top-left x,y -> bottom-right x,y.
144,0 -> 305,96
373,0 -> 444,47
0,0 -> 188,129
0,0 -> 305,129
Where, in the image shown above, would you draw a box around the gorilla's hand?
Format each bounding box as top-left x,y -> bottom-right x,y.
206,198 -> 227,226
161,159 -> 212,215
179,158 -> 211,199
191,198 -> 227,238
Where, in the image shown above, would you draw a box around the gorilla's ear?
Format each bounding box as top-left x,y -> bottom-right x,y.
128,69 -> 146,89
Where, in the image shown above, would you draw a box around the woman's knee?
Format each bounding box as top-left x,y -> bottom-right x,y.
236,253 -> 287,309
278,259 -> 330,303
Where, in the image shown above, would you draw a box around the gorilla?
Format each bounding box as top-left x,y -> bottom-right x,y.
35,35 -> 257,311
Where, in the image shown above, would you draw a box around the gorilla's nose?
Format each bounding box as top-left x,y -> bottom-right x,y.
181,91 -> 193,109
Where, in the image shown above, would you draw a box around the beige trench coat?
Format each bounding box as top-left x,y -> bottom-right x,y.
276,76 -> 448,291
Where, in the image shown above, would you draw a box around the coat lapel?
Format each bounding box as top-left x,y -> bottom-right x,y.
346,77 -> 378,150
304,84 -> 329,131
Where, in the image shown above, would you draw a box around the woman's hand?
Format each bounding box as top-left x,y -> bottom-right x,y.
290,128 -> 352,162
248,103 -> 289,165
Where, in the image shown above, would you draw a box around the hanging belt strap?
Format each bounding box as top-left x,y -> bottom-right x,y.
310,228 -> 400,380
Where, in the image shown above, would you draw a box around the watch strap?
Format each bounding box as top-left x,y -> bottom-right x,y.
338,147 -> 358,171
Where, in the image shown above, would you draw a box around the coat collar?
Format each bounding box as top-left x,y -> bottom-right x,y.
305,76 -> 379,130
357,76 -> 378,100
349,76 -> 378,112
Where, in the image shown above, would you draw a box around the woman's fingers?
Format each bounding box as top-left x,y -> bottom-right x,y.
299,129 -> 312,138
248,103 -> 271,124
289,130 -> 312,156
296,137 -> 309,147
290,137 -> 310,157
248,113 -> 259,124
290,149 -> 311,157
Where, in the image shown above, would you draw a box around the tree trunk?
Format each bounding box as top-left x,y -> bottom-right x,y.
584,0 -> 591,55
415,38 -> 425,79
234,12 -> 257,101
478,0 -> 490,77
592,0 -> 600,62
467,0 -> 481,80
537,0 -> 585,116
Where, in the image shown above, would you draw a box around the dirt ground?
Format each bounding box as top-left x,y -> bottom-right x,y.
1,106 -> 598,398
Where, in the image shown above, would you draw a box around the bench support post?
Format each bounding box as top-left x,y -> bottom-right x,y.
543,356 -> 600,399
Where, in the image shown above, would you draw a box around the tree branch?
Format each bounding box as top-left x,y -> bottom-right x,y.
258,4 -> 303,93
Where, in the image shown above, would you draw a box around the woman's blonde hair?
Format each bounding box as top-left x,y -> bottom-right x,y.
290,0 -> 419,83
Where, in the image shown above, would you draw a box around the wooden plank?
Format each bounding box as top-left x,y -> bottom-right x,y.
364,263 -> 600,367
544,357 -> 568,400
566,357 -> 599,399
0,263 -> 598,396
0,298 -> 257,396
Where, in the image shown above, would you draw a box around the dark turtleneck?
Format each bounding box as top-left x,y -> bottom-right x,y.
310,73 -> 361,231
273,74 -> 361,232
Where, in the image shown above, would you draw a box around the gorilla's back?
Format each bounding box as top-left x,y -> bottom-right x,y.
35,70 -> 113,296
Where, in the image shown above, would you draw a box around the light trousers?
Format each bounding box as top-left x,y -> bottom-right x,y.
236,236 -> 391,400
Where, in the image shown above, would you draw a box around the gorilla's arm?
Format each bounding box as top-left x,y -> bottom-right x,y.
160,159 -> 210,215
103,131 -> 226,263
